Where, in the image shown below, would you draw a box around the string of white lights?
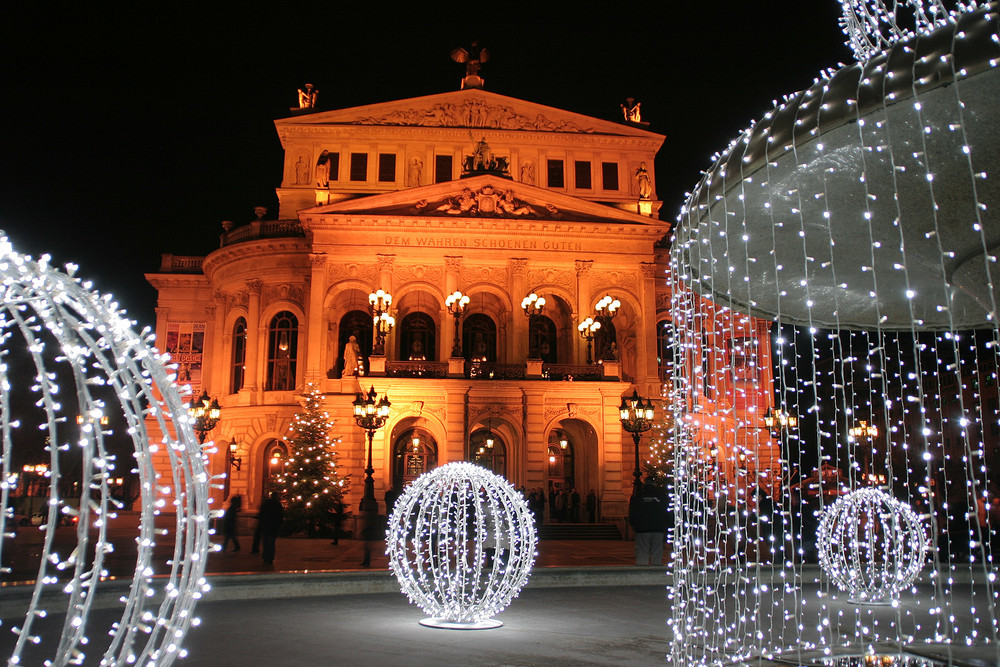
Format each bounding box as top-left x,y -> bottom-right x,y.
0,235 -> 212,666
385,461 -> 536,629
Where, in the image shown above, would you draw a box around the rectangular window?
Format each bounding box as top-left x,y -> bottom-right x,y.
326,152 -> 340,181
547,159 -> 564,188
378,153 -> 396,182
350,153 -> 368,181
574,161 -> 592,189
602,162 -> 619,190
435,155 -> 453,183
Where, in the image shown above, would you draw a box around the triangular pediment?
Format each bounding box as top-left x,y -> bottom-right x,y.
301,175 -> 663,226
275,89 -> 661,139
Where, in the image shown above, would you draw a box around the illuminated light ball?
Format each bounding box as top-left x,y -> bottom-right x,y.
817,487 -> 929,603
385,462 -> 537,629
0,235 -> 211,666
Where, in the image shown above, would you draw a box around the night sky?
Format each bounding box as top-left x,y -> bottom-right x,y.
0,2 -> 848,328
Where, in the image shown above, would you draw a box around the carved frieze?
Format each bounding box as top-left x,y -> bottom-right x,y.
351,99 -> 595,134
655,291 -> 670,313
527,268 -> 575,293
544,404 -> 602,423
261,283 -> 305,309
395,263 -> 444,284
412,184 -> 559,219
326,263 -> 378,284
469,402 -> 521,424
592,270 -> 638,294
393,400 -> 445,422
460,264 -> 509,286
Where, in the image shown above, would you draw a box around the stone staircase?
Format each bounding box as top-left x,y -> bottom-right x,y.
537,522 -> 622,540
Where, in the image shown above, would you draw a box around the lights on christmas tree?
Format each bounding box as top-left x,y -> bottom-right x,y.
385,462 -> 536,629
0,234 -> 211,665
817,488 -> 929,603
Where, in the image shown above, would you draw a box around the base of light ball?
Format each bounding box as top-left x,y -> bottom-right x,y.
419,618 -> 504,630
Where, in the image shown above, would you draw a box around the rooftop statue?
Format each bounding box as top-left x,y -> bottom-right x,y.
297,83 -> 318,109
450,41 -> 489,89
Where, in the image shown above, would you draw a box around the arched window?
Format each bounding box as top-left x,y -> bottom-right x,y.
597,320 -> 618,362
399,312 -> 436,361
231,317 -> 247,394
262,440 -> 288,498
392,430 -> 437,491
266,311 -> 298,391
470,427 -> 506,476
530,315 -> 558,363
336,310 -> 373,378
463,313 -> 497,362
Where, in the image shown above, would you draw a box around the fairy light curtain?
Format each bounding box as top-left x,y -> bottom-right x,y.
668,2 -> 1000,664
0,236 -> 212,666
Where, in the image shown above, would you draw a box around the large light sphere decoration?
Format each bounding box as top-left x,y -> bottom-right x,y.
385,461 -> 537,629
817,487 -> 929,603
667,2 -> 1000,664
0,236 -> 212,665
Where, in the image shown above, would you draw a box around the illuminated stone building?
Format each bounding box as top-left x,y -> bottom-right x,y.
146,83 -> 778,522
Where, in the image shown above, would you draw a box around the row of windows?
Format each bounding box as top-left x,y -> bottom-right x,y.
315,151 -> 621,190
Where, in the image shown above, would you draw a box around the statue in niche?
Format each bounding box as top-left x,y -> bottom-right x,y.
342,335 -> 362,377
407,157 -> 423,187
297,83 -> 318,109
294,156 -> 310,185
634,162 -> 652,200
408,338 -> 427,361
520,161 -> 535,185
621,97 -> 642,123
471,137 -> 490,171
315,150 -> 332,188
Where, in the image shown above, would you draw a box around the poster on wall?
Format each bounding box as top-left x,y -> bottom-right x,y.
164,322 -> 206,395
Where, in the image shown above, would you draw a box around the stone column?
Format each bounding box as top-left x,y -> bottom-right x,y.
522,387 -> 547,491
575,260 -> 593,365
244,278 -> 263,396
508,258 -> 528,362
638,262 -> 659,388
211,291 -> 228,394
305,253 -> 327,384
444,256 -> 463,361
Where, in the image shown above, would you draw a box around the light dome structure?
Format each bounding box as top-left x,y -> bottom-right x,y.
668,2 -> 1000,664
0,235 -> 212,665
385,461 -> 537,629
816,487 -> 929,603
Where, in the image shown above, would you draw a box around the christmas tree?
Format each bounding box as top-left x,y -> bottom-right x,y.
642,411 -> 675,487
275,384 -> 350,537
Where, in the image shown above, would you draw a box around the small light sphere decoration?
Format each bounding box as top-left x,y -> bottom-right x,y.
0,235 -> 212,665
385,461 -> 537,630
817,488 -> 929,603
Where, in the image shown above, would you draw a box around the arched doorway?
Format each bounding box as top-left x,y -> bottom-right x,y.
546,430 -> 575,492
261,439 -> 289,499
392,429 -> 437,491
529,315 -> 557,362
470,427 -> 506,476
463,313 -> 497,362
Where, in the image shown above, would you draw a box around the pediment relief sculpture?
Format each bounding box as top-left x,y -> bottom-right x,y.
351,99 -> 594,133
412,184 -> 560,219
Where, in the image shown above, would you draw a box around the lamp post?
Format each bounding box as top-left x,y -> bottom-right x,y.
353,386 -> 391,513
521,293 -> 545,358
369,289 -> 394,356
763,406 -> 798,438
848,420 -> 879,482
619,389 -> 655,496
577,317 -> 601,364
189,391 -> 221,444
593,294 -> 620,361
445,290 -> 470,357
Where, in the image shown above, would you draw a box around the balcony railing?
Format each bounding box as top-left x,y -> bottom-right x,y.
221,220 -> 305,247
380,360 -> 611,381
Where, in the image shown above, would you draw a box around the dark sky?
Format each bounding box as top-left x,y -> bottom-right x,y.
0,2 -> 848,329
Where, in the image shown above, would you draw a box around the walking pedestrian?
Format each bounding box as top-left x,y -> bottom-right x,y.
221,495 -> 242,552
258,491 -> 284,565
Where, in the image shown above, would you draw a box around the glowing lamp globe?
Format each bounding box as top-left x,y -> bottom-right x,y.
385,462 -> 537,629
817,488 -> 929,603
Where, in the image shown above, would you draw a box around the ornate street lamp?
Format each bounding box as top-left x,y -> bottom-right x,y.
353,386 -> 391,513
848,420 -> 880,482
619,389 -> 655,495
763,406 -> 798,437
228,438 -> 242,471
577,317 -> 601,364
369,289 -> 395,355
446,290 -> 470,357
521,292 -> 545,358
189,391 -> 221,444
